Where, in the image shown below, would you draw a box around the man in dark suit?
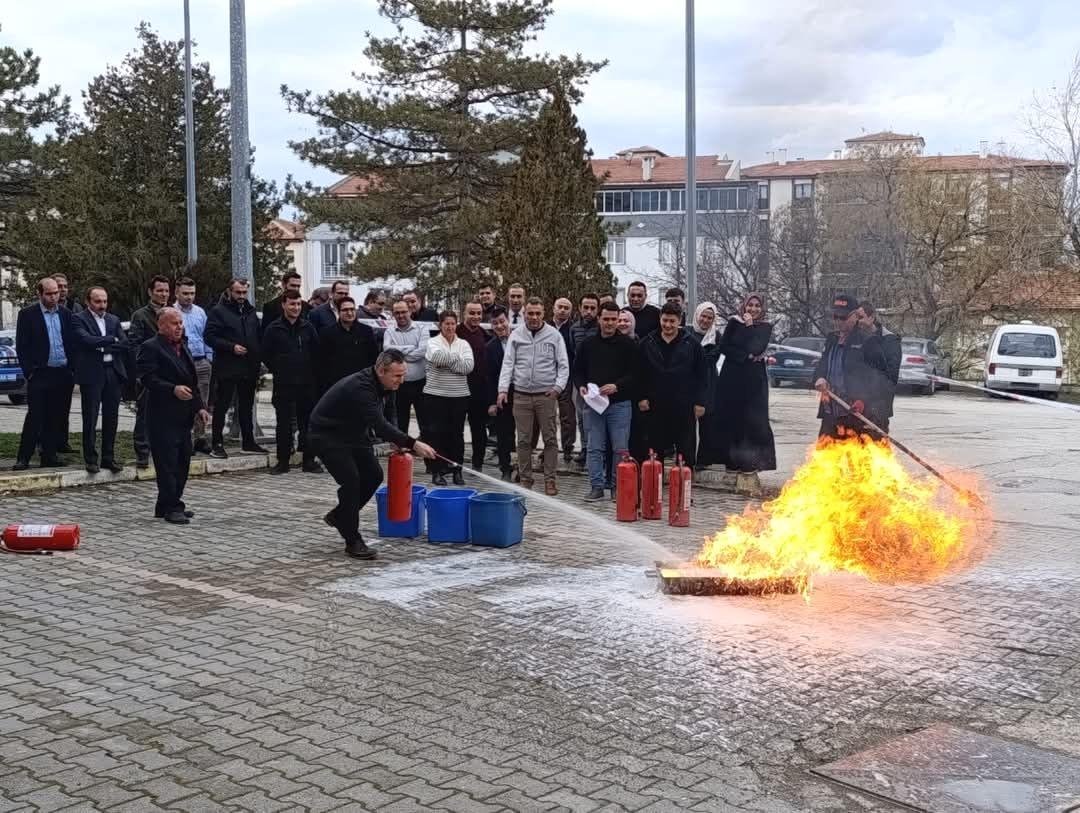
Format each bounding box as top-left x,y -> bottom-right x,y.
136,308 -> 210,524
13,277 -> 76,470
309,280 -> 350,333
260,270 -> 310,332
52,273 -> 81,451
72,286 -> 128,474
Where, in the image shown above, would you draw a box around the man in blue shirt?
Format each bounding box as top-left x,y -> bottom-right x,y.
13,277 -> 76,469
174,277 -> 214,454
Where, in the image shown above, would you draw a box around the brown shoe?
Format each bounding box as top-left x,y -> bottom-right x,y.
544,480 -> 558,496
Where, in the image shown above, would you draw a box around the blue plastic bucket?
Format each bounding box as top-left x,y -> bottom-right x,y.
425,488 -> 477,543
375,484 -> 427,538
469,493 -> 527,548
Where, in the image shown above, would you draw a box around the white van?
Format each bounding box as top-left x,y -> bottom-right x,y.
984,322 -> 1064,397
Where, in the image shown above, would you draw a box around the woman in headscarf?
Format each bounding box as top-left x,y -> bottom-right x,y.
711,293 -> 776,495
616,309 -> 636,339
688,302 -> 721,469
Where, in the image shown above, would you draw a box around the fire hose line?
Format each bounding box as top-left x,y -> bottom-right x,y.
768,343 -> 1080,415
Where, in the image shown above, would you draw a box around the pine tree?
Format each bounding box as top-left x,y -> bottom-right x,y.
4,25 -> 286,315
283,0 -> 604,304
491,85 -> 614,304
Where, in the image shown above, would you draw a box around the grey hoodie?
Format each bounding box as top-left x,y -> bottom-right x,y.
498,322 -> 569,395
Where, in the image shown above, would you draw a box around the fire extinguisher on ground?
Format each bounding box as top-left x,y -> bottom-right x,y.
615,453 -> 638,522
387,450 -> 414,522
1,524 -> 80,555
668,454 -> 692,527
641,449 -> 663,520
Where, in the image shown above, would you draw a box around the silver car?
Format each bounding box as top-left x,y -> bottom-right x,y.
898,338 -> 952,395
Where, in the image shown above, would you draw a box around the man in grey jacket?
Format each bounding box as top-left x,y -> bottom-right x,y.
383,298 -> 430,434
497,297 -> 569,495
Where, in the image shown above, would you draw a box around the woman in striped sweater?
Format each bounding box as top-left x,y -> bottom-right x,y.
423,310 -> 475,485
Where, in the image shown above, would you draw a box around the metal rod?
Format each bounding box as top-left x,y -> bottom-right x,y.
684,0 -> 697,312
825,390 -> 983,504
183,0 -> 198,264
229,0 -> 254,301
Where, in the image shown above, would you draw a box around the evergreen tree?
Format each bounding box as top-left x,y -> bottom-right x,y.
283,0 -> 603,304
491,85 -> 614,304
4,25 -> 286,315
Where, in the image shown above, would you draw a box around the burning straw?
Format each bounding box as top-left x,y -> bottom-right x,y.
694,436 -> 989,596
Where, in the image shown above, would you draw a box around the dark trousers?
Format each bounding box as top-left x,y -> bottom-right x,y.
151,428 -> 192,517
557,386 -> 576,456
465,393 -> 488,468
81,367 -> 122,466
17,367 -> 73,463
395,378 -> 425,433
133,389 -> 150,463
422,394 -> 469,474
212,376 -> 256,446
60,374 -> 75,448
318,444 -> 383,542
647,407 -> 697,467
273,394 -> 313,467
492,401 -> 515,474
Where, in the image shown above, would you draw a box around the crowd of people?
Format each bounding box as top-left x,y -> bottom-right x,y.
12,270 -> 901,550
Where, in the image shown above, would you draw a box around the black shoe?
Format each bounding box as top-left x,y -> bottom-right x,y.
41,457 -> 65,468
163,511 -> 190,525
270,463 -> 290,475
302,461 -> 324,474
242,443 -> 269,454
136,457 -> 151,469
452,468 -> 465,486
209,446 -> 228,459
573,453 -> 586,465
85,463 -> 100,474
583,487 -> 606,502
59,444 -> 75,454
323,509 -> 338,528
104,462 -> 124,474
500,470 -> 513,482
610,488 -> 617,501
193,439 -> 212,455
155,509 -> 194,519
12,460 -> 30,472
563,451 -> 574,464
432,472 -> 448,486
345,539 -> 376,559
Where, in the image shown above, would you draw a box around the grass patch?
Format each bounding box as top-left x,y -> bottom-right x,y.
0,431 -> 136,464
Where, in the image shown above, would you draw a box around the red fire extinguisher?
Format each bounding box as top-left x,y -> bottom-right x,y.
1,524 -> 80,554
615,453 -> 639,522
641,449 -> 663,520
387,451 -> 414,522
667,455 -> 692,528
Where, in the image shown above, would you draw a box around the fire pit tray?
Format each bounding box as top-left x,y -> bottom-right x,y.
653,561 -> 804,596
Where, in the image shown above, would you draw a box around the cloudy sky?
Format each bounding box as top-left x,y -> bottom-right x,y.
4,0 -> 1079,191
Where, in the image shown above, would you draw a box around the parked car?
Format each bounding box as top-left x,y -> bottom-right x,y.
898,337 -> 952,396
0,329 -> 27,405
766,337 -> 826,388
984,322 -> 1063,398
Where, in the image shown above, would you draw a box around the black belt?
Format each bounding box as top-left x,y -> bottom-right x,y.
192,356 -> 207,361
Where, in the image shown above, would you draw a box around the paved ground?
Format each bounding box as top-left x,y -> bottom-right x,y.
2,389 -> 1080,811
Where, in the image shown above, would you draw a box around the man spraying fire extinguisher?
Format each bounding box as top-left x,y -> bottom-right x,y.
307,349 -> 436,559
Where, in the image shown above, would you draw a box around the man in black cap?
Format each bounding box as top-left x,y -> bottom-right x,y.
812,292 -> 888,439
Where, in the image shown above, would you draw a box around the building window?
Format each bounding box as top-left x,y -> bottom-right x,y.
321,241 -> 349,282
658,239 -> 679,265
606,239 -> 626,265
597,190 -> 633,213
758,183 -> 770,209
632,190 -> 668,212
793,180 -> 814,200
669,189 -> 686,211
696,188 -> 740,211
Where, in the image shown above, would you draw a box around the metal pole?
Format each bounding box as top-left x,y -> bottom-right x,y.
684,0 -> 697,312
229,0 -> 253,300
183,0 -> 198,264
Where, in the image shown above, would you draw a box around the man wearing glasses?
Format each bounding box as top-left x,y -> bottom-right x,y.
317,296 -> 379,392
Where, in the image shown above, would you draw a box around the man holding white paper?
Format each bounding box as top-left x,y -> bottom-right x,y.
573,302 -> 638,502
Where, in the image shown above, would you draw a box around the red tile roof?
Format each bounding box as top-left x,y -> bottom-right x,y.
592,155 -> 734,186
326,175 -> 375,196
744,154 -> 1070,179
265,218 -> 305,241
845,131 -> 923,144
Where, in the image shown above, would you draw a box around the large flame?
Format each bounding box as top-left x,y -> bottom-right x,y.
696,437 -> 987,595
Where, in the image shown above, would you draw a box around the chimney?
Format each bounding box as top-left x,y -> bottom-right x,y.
765,150 -> 774,164
642,155 -> 655,182
778,148 -> 788,166
979,140 -> 989,159
831,149 -> 842,160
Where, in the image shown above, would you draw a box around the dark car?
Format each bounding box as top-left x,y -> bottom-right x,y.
766,336 -> 825,388
0,331 -> 27,405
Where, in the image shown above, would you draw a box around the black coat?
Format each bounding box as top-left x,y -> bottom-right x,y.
136,335 -> 205,435
813,328 -> 889,420
317,321 -> 378,391
72,310 -> 129,388
710,319 -> 776,472
205,298 -> 262,380
308,367 -> 414,451
262,317 -> 320,404
415,307 -> 440,323
573,332 -> 638,401
15,303 -> 76,379
261,296 -> 311,333
486,335 -> 509,406
628,304 -> 661,339
638,330 -> 707,412
862,328 -> 902,418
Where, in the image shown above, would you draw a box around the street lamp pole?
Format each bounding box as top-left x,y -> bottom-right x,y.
684,0 -> 697,312
183,0 -> 198,264
229,0 -> 253,301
